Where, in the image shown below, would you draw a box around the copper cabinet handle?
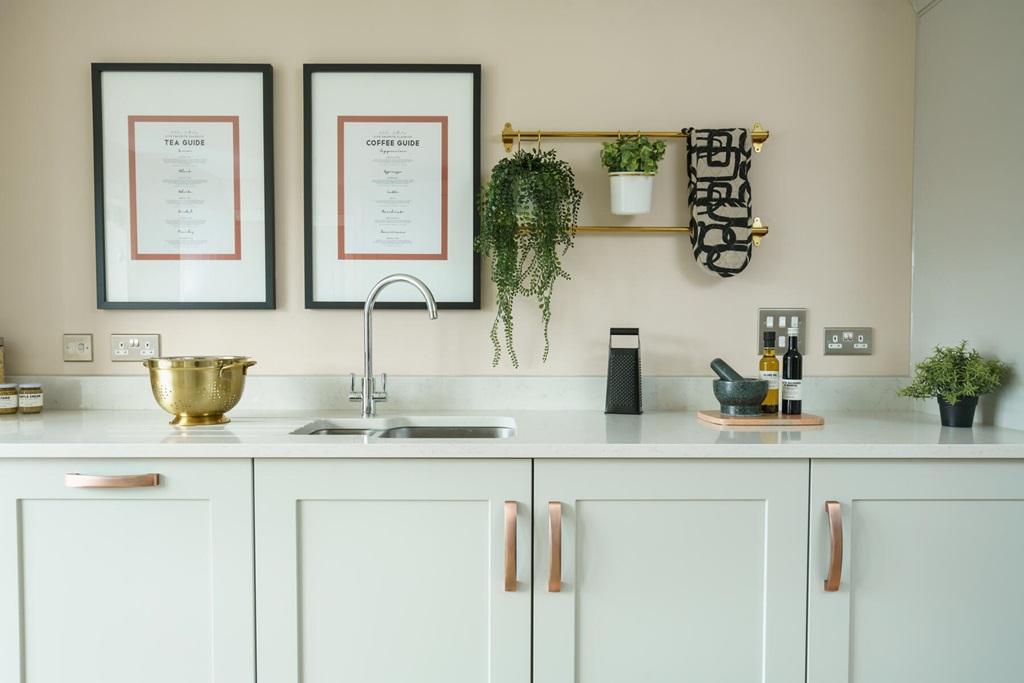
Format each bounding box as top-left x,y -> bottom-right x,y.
504,501 -> 517,592
824,500 -> 843,592
65,473 -> 160,488
548,501 -> 562,592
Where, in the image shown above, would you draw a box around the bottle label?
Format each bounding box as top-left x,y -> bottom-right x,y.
759,370 -> 779,386
19,393 -> 42,408
781,379 -> 802,401
0,393 -> 17,409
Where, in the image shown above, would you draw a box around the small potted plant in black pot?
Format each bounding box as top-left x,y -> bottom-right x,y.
898,342 -> 1009,427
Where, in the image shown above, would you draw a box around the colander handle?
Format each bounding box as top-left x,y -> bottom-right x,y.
218,360 -> 257,378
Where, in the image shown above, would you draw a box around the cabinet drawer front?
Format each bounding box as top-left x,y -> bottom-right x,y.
808,460 -> 1024,683
0,459 -> 254,683
533,459 -> 808,683
255,458 -> 531,683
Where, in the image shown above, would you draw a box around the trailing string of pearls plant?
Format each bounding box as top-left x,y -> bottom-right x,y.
475,148 -> 583,368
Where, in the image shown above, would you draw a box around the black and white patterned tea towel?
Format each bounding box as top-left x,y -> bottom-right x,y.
684,128 -> 753,277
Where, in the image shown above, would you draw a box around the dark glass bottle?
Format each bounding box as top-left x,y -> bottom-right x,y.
781,326 -> 803,415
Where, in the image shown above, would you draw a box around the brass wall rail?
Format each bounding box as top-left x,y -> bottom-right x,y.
501,122 -> 770,153
504,121 -> 772,245
576,218 -> 768,246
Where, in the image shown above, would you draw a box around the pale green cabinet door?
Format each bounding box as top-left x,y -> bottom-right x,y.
0,459 -> 255,683
808,460 -> 1024,683
255,459 -> 532,683
533,459 -> 809,683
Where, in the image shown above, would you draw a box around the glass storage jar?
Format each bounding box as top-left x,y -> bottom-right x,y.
18,383 -> 43,414
0,384 -> 17,415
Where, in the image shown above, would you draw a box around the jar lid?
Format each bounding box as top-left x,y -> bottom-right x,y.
18,383 -> 42,389
0,383 -> 16,389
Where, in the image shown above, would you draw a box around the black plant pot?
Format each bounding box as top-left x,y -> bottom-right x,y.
937,395 -> 979,428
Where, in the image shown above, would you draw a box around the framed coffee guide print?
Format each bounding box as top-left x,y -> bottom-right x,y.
93,63 -> 275,308
304,64 -> 480,308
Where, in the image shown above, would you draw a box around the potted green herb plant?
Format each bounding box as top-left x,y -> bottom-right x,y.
898,341 -> 1009,427
600,134 -> 667,215
476,148 -> 583,368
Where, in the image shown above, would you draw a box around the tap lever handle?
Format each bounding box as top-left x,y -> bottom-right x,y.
348,373 -> 387,401
372,373 -> 388,400
348,373 -> 362,401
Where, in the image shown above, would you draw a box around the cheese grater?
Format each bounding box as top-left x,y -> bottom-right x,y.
605,328 -> 642,414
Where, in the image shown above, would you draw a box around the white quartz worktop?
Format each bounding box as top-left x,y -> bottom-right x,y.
0,409 -> 1021,458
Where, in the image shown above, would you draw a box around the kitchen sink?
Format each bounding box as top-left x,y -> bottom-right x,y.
303,427 -> 380,436
376,426 -> 514,439
292,417 -> 516,439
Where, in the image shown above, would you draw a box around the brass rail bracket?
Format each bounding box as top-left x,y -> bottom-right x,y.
751,122 -> 768,153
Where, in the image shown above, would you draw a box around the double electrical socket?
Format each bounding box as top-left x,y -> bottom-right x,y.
824,327 -> 873,355
757,308 -> 807,355
111,334 -> 160,361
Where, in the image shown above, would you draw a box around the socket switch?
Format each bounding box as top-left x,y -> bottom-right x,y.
824,327 -> 873,355
62,334 -> 94,362
111,334 -> 160,361
757,308 -> 807,355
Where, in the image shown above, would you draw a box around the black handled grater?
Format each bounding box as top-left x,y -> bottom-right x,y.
605,328 -> 642,414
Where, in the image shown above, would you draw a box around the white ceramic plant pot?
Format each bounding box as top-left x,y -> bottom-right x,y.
609,172 -> 655,216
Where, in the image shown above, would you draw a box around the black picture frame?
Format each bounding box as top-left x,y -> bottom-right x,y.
303,64 -> 481,309
92,63 -> 276,309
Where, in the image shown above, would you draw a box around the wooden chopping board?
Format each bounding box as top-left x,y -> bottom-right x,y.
697,410 -> 825,427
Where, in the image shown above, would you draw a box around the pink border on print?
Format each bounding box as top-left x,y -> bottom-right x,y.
337,115 -> 448,260
128,115 -> 241,260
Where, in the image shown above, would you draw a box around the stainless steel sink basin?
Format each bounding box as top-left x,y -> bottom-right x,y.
376,426 -> 514,439
304,428 -> 379,436
293,417 -> 516,439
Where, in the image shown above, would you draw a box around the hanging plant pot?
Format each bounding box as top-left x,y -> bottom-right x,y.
937,395 -> 979,428
609,172 -> 655,216
476,148 -> 583,368
601,134 -> 666,217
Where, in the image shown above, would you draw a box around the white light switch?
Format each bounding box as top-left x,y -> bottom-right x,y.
757,308 -> 808,354
63,334 -> 94,362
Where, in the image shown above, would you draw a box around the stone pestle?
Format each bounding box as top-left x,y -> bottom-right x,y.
710,358 -> 747,382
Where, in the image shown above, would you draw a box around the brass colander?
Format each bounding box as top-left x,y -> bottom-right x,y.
143,356 -> 256,426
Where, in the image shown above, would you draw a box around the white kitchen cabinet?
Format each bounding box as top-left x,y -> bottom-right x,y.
0,459 -> 255,683
8,452 -> 1020,683
808,460 -> 1024,683
533,459 -> 809,683
255,458 -> 531,683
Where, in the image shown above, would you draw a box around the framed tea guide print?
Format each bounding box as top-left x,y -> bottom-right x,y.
304,64 -> 480,308
92,63 -> 275,308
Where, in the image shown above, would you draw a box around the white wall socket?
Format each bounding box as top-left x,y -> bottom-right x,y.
110,334 -> 160,362
62,334 -> 94,362
824,327 -> 873,355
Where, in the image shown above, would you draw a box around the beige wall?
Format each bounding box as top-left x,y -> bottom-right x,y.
912,0 -> 1024,429
0,0 -> 916,377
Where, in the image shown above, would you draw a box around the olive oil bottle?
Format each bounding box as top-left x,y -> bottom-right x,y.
758,331 -> 779,414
